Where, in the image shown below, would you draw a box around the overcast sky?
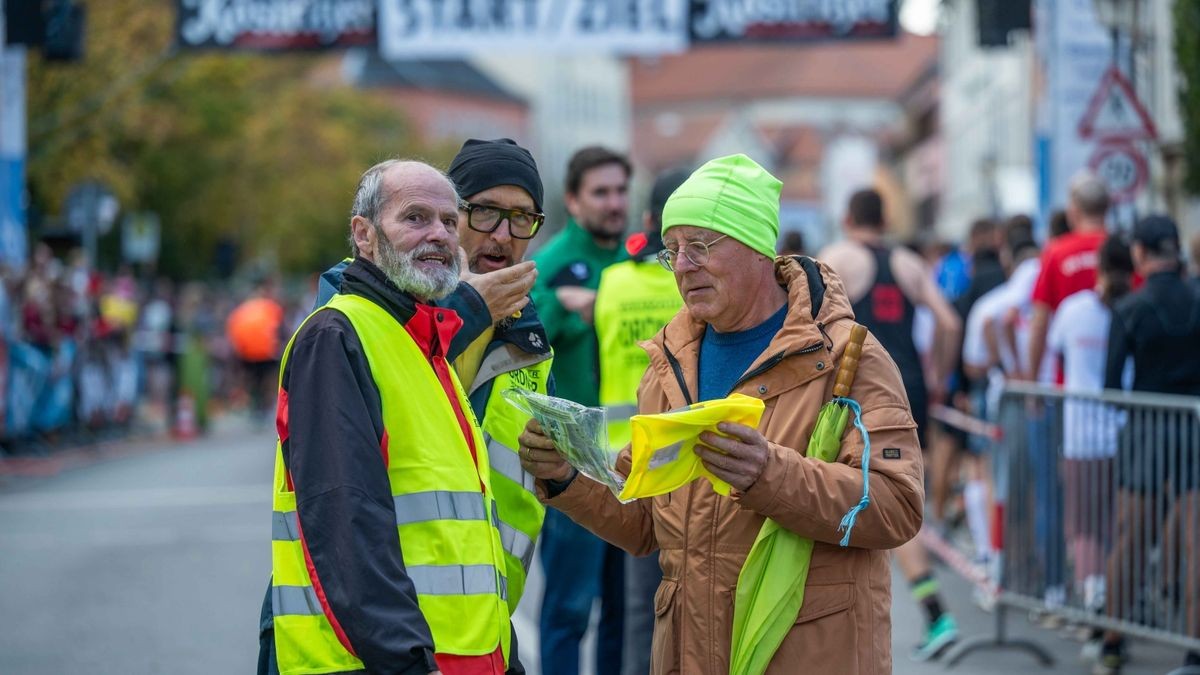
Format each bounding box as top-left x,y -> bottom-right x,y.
900,0 -> 940,35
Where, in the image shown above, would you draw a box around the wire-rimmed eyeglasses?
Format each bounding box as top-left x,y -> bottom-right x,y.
657,234 -> 730,271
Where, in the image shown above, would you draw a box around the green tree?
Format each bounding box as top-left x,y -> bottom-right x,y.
27,0 -> 435,278
1176,0 -> 1200,194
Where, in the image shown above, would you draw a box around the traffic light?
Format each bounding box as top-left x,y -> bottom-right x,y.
43,0 -> 85,61
3,0 -> 46,46
2,0 -> 85,61
977,0 -> 1031,48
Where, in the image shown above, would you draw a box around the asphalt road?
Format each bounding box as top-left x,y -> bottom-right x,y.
0,425 -> 274,674
0,426 -> 1189,674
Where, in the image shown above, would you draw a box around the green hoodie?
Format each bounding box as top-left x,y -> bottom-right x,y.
531,219 -> 628,406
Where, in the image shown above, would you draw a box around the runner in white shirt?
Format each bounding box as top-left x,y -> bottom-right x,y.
1044,236 -> 1134,622
958,234 -> 1042,573
963,285 -> 1012,380
997,255 -> 1056,383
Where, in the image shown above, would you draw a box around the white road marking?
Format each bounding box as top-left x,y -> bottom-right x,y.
0,485 -> 269,511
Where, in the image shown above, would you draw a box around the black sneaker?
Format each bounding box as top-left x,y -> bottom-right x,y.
1092,639 -> 1126,675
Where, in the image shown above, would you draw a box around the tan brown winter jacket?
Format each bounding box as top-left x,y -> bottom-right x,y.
540,257 -> 924,674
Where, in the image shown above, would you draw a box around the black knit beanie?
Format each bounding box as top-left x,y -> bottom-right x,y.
447,138 -> 544,213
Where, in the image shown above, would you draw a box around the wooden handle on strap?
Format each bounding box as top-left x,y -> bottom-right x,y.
832,324 -> 869,398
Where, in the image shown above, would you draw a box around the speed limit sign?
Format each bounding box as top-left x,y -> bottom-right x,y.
1088,140 -> 1148,204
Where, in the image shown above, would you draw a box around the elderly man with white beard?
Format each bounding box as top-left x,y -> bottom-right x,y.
262,159 -> 523,675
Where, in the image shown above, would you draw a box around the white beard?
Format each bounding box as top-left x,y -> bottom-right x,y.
374,226 -> 460,301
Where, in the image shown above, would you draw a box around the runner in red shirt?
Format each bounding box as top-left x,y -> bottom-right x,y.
1026,173 -> 1110,382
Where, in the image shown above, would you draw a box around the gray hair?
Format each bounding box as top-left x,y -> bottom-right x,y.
1068,172 -> 1110,219
348,159 -> 401,256
347,159 -> 459,256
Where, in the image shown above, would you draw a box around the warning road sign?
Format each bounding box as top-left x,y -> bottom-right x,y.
1088,139 -> 1147,204
1077,65 -> 1157,141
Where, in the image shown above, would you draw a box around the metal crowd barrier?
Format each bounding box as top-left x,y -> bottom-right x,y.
934,382 -> 1200,671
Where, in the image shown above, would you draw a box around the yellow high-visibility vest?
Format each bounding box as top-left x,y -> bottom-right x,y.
595,259 -> 683,449
271,293 -> 510,674
479,355 -> 552,612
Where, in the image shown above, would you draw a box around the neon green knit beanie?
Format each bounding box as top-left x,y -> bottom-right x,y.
661,154 -> 782,259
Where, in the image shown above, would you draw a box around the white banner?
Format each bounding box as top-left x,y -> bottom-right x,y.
379,0 -> 689,58
176,0 -> 376,50
689,0 -> 897,43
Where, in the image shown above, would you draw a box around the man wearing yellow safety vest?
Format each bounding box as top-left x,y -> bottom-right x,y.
520,154 -> 925,674
593,168 -> 688,675
263,159 -> 522,675
297,138 -> 554,622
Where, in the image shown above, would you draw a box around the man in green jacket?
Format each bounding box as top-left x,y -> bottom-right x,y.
529,146 -> 631,675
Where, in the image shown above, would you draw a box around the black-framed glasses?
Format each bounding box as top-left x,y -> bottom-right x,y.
657,234 -> 730,271
462,202 -> 545,240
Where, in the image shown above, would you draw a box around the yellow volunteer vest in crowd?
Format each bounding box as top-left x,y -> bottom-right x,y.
595,259 -> 683,449
479,356 -> 552,612
271,293 -> 510,674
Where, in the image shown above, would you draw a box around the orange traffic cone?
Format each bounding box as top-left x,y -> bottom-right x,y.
173,391 -> 197,440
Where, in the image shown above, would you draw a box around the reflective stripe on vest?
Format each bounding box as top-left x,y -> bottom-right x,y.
488,435 -> 536,494
271,293 -> 510,674
409,564 -> 507,599
498,521 -> 535,571
273,585 -> 322,616
394,490 -> 488,525
272,510 -> 299,541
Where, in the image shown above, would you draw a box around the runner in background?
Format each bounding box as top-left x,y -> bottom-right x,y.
1025,173 -> 1110,386
1045,235 -> 1134,662
958,218 -> 1042,575
819,188 -> 963,661
225,278 -> 285,425
930,219 -> 1002,531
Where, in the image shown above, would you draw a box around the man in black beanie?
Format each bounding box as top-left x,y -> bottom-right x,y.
443,138 -> 555,650
450,138 -> 544,274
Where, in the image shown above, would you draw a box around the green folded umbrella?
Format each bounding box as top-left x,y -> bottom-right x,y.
730,326 -> 872,674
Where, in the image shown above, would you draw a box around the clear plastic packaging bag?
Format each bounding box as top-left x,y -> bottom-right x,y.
502,388 -> 630,502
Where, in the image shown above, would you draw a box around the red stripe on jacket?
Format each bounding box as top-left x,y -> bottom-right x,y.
296,517 -> 359,659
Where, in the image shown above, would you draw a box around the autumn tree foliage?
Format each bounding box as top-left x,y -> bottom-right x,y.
27,0 -> 441,278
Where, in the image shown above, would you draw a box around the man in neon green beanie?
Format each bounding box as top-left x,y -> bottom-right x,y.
661,152 -> 781,259
521,153 -> 923,674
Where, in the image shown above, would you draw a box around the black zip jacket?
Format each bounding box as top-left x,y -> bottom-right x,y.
1105,270 -> 1200,395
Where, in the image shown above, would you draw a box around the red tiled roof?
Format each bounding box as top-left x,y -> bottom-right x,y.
632,32 -> 938,105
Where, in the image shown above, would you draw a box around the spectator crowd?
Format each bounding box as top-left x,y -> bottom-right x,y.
6,149 -> 1198,675
0,242 -> 310,453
